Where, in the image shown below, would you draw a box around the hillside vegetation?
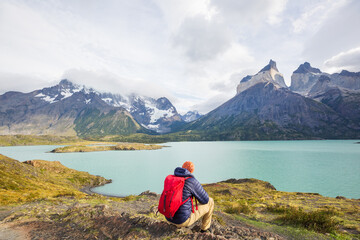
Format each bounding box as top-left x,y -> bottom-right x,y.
0,154 -> 109,205
0,154 -> 359,239
0,135 -> 88,146
50,142 -> 163,153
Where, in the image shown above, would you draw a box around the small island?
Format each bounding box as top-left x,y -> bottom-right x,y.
50,142 -> 163,153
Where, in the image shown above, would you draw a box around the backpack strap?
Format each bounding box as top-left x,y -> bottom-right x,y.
184,176 -> 197,213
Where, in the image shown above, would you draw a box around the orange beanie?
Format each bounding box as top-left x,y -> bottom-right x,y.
182,161 -> 194,173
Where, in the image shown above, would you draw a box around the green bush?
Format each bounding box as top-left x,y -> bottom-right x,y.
276,207 -> 338,233
224,201 -> 252,215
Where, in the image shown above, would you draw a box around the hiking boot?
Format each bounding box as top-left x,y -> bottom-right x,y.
200,227 -> 212,234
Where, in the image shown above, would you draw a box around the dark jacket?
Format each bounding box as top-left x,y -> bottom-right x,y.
166,167 -> 209,224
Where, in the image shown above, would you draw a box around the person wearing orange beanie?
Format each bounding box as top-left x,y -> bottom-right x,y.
165,161 -> 214,232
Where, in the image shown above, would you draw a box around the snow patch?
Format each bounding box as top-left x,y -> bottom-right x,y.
85,99 -> 91,104
42,95 -> 58,104
145,124 -> 160,130
144,100 -> 175,123
102,98 -> 113,103
35,93 -> 45,97
60,89 -> 73,99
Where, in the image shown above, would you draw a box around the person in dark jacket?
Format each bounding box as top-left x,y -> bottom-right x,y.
166,161 -> 214,232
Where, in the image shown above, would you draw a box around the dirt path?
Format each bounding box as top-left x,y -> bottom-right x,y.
0,223 -> 30,240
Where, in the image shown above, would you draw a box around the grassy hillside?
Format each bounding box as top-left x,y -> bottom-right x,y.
0,154 -> 110,205
0,135 -> 88,146
204,179 -> 360,236
74,108 -> 144,137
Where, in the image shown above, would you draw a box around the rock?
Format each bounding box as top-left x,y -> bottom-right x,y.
139,190 -> 158,197
221,178 -> 276,190
336,196 -> 346,200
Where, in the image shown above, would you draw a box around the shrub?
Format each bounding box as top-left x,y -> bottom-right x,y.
224,201 -> 252,215
266,204 -> 298,214
276,207 -> 338,233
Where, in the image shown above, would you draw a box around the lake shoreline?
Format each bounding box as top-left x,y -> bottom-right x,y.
80,184 -> 126,198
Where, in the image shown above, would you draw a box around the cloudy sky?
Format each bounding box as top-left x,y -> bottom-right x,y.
1,0 -> 359,113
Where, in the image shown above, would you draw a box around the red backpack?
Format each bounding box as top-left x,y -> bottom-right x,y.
158,175 -> 196,219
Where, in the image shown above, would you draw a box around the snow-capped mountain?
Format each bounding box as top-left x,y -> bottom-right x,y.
0,79 -> 143,136
181,110 -> 203,122
0,79 -> 183,135
34,79 -> 183,133
99,93 -> 183,133
34,79 -> 97,104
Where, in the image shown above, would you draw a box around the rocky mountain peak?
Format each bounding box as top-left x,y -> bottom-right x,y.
318,75 -> 331,83
59,79 -> 73,87
237,60 -> 287,94
181,110 -> 203,122
259,59 -> 278,73
339,70 -> 360,77
293,62 -> 322,74
240,75 -> 252,83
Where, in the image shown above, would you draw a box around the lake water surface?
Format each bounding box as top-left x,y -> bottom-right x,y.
0,140 -> 359,199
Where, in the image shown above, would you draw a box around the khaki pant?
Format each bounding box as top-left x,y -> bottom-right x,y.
173,197 -> 214,231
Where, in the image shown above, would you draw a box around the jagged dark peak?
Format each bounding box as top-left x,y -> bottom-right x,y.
259,59 -> 278,72
339,70 -> 360,77
156,97 -> 174,110
318,75 -> 331,82
59,79 -> 74,86
157,97 -> 171,104
293,62 -> 321,74
240,75 -> 253,83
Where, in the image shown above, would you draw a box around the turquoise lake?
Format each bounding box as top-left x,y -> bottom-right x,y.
0,140 -> 359,199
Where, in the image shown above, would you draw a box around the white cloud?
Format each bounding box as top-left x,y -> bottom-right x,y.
0,72 -> 56,95
324,47 -> 360,72
173,15 -> 232,62
154,0 -> 217,31
62,69 -> 169,99
210,0 -> 287,28
192,94 -> 231,114
302,0 -> 360,66
292,0 -> 348,34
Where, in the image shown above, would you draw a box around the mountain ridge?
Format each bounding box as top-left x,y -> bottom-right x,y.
0,80 -> 185,136
1,60 -> 359,140
184,60 -> 360,140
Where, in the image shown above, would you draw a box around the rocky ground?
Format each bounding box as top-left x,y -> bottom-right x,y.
0,191 -> 285,240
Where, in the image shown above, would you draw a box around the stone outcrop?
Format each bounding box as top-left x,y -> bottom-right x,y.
236,60 -> 287,95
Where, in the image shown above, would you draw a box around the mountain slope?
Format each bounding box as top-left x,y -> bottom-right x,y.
99,93 -> 183,133
181,110 -> 203,122
185,61 -> 360,140
0,80 -> 145,136
236,59 -> 287,94
0,154 -> 109,204
290,63 -> 360,126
